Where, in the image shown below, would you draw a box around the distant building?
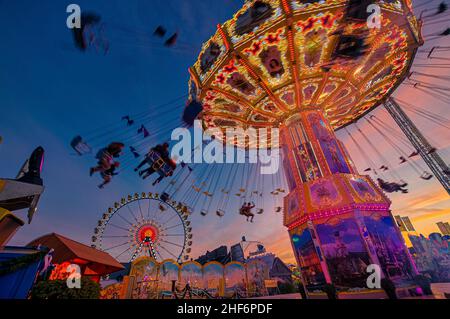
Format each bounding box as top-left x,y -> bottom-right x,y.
195,239 -> 292,283
196,245 -> 230,265
230,243 -> 245,263
408,232 -> 450,282
394,215 -> 407,232
246,252 -> 292,283
402,216 -> 416,232
394,215 -> 416,232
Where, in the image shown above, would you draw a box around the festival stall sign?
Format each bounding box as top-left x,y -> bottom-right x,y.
27,233 -> 124,282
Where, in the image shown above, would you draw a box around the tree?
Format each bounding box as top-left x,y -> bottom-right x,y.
31,277 -> 100,299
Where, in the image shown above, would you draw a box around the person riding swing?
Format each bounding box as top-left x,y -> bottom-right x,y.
90,142 -> 124,176
98,162 -> 120,189
239,202 -> 256,222
135,143 -> 176,185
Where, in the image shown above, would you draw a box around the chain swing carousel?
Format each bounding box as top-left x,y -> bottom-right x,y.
184,0 -> 433,291
65,0 -> 450,297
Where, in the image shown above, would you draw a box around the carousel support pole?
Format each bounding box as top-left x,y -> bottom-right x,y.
384,98 -> 450,195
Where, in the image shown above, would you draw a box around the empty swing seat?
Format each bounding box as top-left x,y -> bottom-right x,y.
216,210 -> 225,217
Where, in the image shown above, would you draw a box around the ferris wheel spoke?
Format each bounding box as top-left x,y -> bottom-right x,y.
137,199 -> 145,221
160,212 -> 180,227
157,243 -> 178,260
116,211 -> 134,227
159,239 -> 184,248
162,234 -> 184,237
147,199 -> 152,219
160,222 -> 183,232
102,235 -> 130,239
109,223 -> 130,232
115,245 -> 134,260
149,201 -> 159,221
103,241 -> 131,251
126,204 -> 140,224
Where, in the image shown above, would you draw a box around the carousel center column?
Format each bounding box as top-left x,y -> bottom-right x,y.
280,110 -> 417,291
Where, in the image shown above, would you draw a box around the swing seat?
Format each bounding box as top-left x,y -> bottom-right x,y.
160,192 -> 170,202
420,172 -> 433,180
70,135 -> 92,156
160,161 -> 175,177
201,210 -> 208,216
91,236 -> 97,242
159,204 -> 167,212
257,209 -> 264,214
148,151 -> 175,177
275,207 -> 282,213
398,181 -> 408,187
216,210 -> 225,217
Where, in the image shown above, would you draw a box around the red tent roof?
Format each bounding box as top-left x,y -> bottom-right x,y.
27,233 -> 124,275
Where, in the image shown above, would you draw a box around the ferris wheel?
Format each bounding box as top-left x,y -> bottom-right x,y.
91,192 -> 193,263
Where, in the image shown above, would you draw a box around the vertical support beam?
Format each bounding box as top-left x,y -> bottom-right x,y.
384,97 -> 450,195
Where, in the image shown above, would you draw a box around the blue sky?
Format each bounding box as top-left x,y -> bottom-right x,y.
1,0 -> 449,263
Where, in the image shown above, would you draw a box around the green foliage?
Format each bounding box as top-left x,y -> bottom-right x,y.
31,277 -> 101,299
278,281 -> 298,294
0,251 -> 47,276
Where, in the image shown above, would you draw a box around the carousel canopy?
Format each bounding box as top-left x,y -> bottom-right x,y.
188,0 -> 422,148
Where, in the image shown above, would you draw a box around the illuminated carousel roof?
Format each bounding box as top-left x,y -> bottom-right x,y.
188,0 -> 422,147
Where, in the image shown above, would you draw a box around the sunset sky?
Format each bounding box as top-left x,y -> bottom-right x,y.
0,0 -> 449,264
